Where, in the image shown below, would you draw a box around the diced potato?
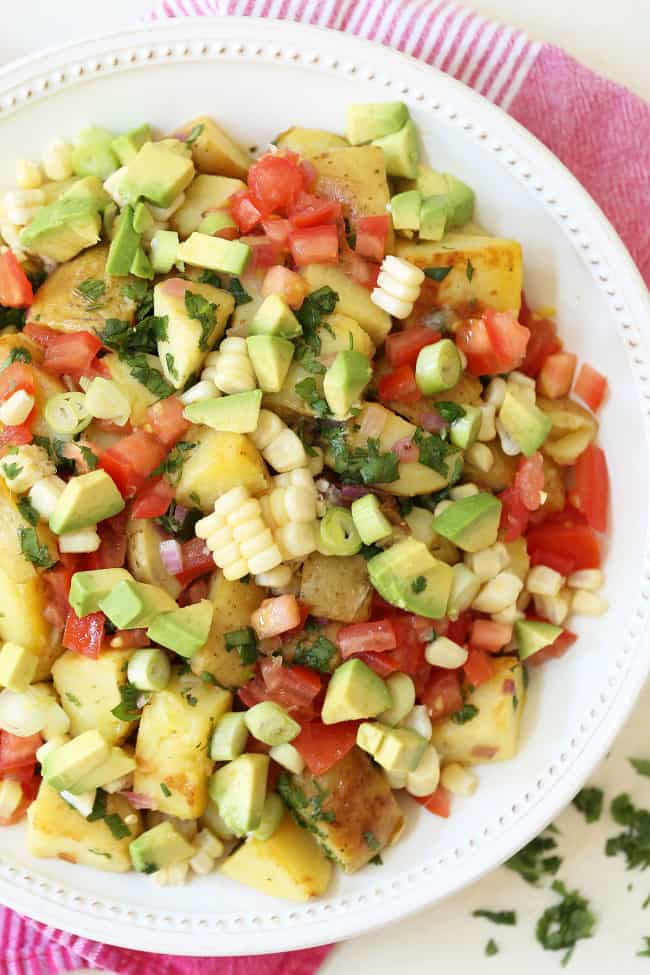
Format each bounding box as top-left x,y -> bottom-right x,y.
52,649 -> 135,745
540,456 -> 566,514
177,116 -> 251,179
385,371 -> 482,426
220,809 -> 332,900
396,232 -> 523,313
134,672 -> 231,819
103,352 -> 160,426
26,244 -> 136,333
464,440 -> 517,492
301,264 -> 391,345
191,573 -> 266,687
0,568 -> 52,663
320,312 -> 375,364
310,146 -> 393,248
263,361 -> 323,420
502,537 -> 530,580
285,748 -> 404,872
127,519 -> 182,599
430,656 -> 525,764
537,396 -> 597,466
275,127 -> 348,156
0,335 -> 67,441
0,480 -> 55,584
299,553 -> 371,623
171,174 -> 246,239
175,425 -> 269,512
27,782 -> 141,872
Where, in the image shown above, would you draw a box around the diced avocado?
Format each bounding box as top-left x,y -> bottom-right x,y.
419,195 -> 448,241
150,229 -> 180,273
209,753 -> 269,836
210,712 -> 248,762
372,120 -> 419,179
171,173 -> 246,239
251,791 -> 284,841
390,190 -> 422,231
244,701 -> 301,746
20,197 -> 101,263
111,124 -> 152,166
71,127 -> 119,180
321,659 -> 391,724
62,176 -> 111,212
69,745 -> 136,794
129,821 -> 194,874
367,538 -> 454,619
359,722 -> 428,773
69,568 -> 133,617
449,405 -> 481,448
99,579 -> 178,630
346,102 -> 409,145
184,390 -> 262,434
514,619 -> 563,661
447,562 -> 481,618
323,350 -> 372,418
249,294 -> 302,339
41,729 -> 110,792
275,125 -> 349,155
120,141 -> 195,208
444,173 -> 475,228
132,201 -> 154,234
106,204 -> 140,277
177,232 -> 251,275
499,391 -> 552,457
197,212 -> 237,235
356,721 -> 386,755
412,165 -> 448,197
130,246 -> 154,280
246,335 -> 294,393
146,599 -> 214,658
0,641 -> 37,693
432,492 -> 502,553
49,470 -> 125,535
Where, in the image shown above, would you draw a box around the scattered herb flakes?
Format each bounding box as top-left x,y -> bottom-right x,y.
74,277 -> 106,307
505,831 -> 562,885
2,462 -> 22,480
411,575 -> 427,594
451,704 -> 479,725
228,277 -> 252,306
435,401 -> 465,424
17,496 -> 39,526
2,346 -> 32,368
0,307 -> 26,330
19,527 -> 55,568
466,259 -> 475,282
200,671 -> 217,685
294,286 -> 338,374
573,786 -> 604,823
185,290 -> 218,350
111,682 -> 142,722
370,853 -> 383,865
224,626 -> 259,666
198,269 -> 222,288
152,440 -> 196,483
157,501 -> 201,541
64,692 -> 81,707
186,122 -> 205,145
360,543 -> 383,561
424,266 -> 453,282
473,909 -> 517,926
89,849 -> 112,859
363,831 -> 380,852
644,895 -> 650,910
183,691 -> 198,707
413,427 -> 454,477
606,793 -> 650,870
165,352 -> 179,381
87,790 -> 108,822
294,635 -> 336,674
322,427 -> 399,485
104,813 -> 131,840
535,880 -> 596,967
294,377 -> 331,417
485,939 -> 499,957
639,938 -> 650,957
160,782 -> 172,797
278,773 -> 335,837
630,758 -> 650,778
79,444 -> 98,470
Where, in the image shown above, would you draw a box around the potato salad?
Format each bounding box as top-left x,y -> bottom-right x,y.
0,104 -> 609,899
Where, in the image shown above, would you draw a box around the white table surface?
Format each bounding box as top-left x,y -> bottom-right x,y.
2,1 -> 648,972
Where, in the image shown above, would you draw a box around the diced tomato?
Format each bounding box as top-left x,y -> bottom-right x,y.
342,249 -> 381,290
146,397 -> 190,449
499,484 -> 530,541
483,309 -> 530,370
230,191 -> 262,232
0,424 -> 32,448
41,331 -> 103,375
385,326 -> 440,369
446,611 -> 475,646
526,522 -> 601,570
261,216 -> 291,246
290,193 -> 341,229
457,310 -> 530,376
454,318 -> 502,376
526,627 -> 577,665
62,609 -> 105,658
178,578 -> 210,607
529,548 -> 576,575
0,252 -> 33,307
23,322 -> 56,349
574,362 -> 607,413
463,649 -> 494,687
248,153 -> 306,215
242,234 -> 286,270
83,516 -> 128,570
0,362 -> 35,403
377,363 -> 422,404
242,657 -> 323,717
520,317 -> 561,377
293,720 -> 360,776
0,732 -> 41,775
573,443 -> 609,533
174,537 -> 216,587
410,614 -> 438,642
282,601 -> 312,640
515,452 -> 545,512
262,265 -> 307,309
42,561 -> 75,629
289,224 -> 338,266
99,430 -> 167,498
299,159 -> 317,191
537,352 -> 576,399
413,784 -> 451,818
354,651 -> 402,677
355,215 -> 390,263
109,628 -> 149,649
469,619 -> 513,653
252,595 -> 302,639
338,619 -> 397,660
131,478 -> 174,520
420,669 -> 463,719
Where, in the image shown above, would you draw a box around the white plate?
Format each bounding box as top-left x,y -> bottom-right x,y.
0,16 -> 649,957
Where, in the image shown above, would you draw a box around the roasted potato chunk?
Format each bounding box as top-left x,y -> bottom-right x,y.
275,127 -> 348,156
191,573 -> 266,687
464,441 -> 517,492
538,396 -> 598,466
52,649 -> 136,745
177,116 -> 251,179
311,146 -> 392,234
300,553 -> 372,623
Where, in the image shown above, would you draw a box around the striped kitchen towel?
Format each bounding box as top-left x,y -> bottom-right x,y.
2,2 -> 648,974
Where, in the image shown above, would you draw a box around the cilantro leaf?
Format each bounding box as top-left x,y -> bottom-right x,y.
294,287 -> 338,375
101,316 -> 167,357
535,880 -> 596,966
19,527 -> 55,568
466,259 -> 475,282
87,789 -> 107,822
573,786 -> 604,823
606,793 -> 650,870
160,782 -> 172,797
630,757 -> 650,778
435,401 -> 465,424
17,496 -> 39,526
110,683 -> 142,722
321,428 -> 399,485
2,346 -> 32,369
424,266 -> 452,282
79,444 -> 98,471
294,636 -> 336,674
485,939 -> 499,957
638,937 -> 650,957
151,441 -> 196,484
228,277 -> 252,306
186,123 -> 204,146
413,427 -> 454,477
74,278 -> 106,307
3,462 -> 22,480
121,279 -> 154,321
294,377 -> 331,418
505,831 -> 562,885
185,290 -> 217,350
451,703 -> 479,724
473,909 -> 516,925
411,575 -> 427,594
123,354 -> 174,399
0,307 -> 26,330
363,831 -> 380,852
198,269 -> 222,288
104,813 -> 131,839
224,627 -> 259,666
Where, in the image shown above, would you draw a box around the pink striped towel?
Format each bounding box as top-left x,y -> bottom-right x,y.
2,2 -> 649,974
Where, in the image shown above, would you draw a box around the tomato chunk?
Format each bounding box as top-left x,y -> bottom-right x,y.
62,609 -> 105,658
355,215 -> 390,263
573,443 -> 609,533
463,649 -> 494,687
499,485 -> 530,542
290,193 -> 341,229
526,627 -> 577,665
469,620 -> 512,653
537,352 -> 576,399
0,731 -> 41,775
526,522 -> 601,570
174,537 -> 216,587
289,225 -> 338,266
0,252 -> 33,307
385,326 -> 440,368
146,397 -> 190,449
41,331 -> 103,375
0,362 -> 34,403
574,363 -> 607,413
420,669 -> 463,719
99,430 -> 168,498
230,191 -> 262,232
377,363 -> 422,404
515,453 -> 545,512
252,595 -> 302,639
338,619 -> 397,659
413,784 -> 451,818
520,317 -> 561,377
131,478 -> 174,520
248,153 -> 305,215
293,720 -> 360,775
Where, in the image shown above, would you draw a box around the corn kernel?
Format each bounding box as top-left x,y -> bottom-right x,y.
15,159 -> 43,189
472,571 -> 523,614
465,543 -> 510,582
496,419 -> 521,456
434,500 -> 453,517
465,442 -> 494,472
401,705 -> 432,741
491,603 -> 525,625
0,390 -> 34,426
567,569 -> 603,591
571,589 -> 608,616
256,565 -> 293,589
526,564 -> 564,597
425,636 -> 468,669
484,377 -> 507,407
477,404 -> 497,441
42,139 -> 74,181
441,763 -> 478,796
58,529 -> 101,554
534,589 -> 571,626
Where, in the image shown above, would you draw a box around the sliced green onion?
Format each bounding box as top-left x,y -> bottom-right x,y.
127,648 -> 171,692
84,377 -> 131,426
350,494 -> 392,545
415,338 -> 462,394
319,506 -> 362,556
449,405 -> 482,448
44,392 -> 91,436
251,792 -> 284,841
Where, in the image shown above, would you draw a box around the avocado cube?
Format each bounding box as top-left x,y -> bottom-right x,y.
390,190 -> 422,231
246,335 -> 295,393
41,729 -> 110,792
130,246 -> 154,280
129,821 -> 194,874
443,172 -> 475,228
68,746 -> 136,795
99,580 -> 178,630
499,391 -> 552,457
367,538 -> 454,619
374,726 -> 428,773
209,753 -> 269,836
514,619 -> 563,661
150,229 -> 180,274
20,197 -> 101,263
133,201 -> 154,234
198,212 -> 237,236
111,124 -> 152,166
62,176 -> 111,212
413,165 -> 448,197
346,102 -> 409,145
184,390 -> 263,434
68,569 -> 133,618
356,721 -> 386,756
372,119 -> 419,179
71,127 -> 119,180
419,195 -> 448,242
248,294 -> 302,339
106,204 -> 141,277
0,641 -> 37,693
323,350 -> 372,418
210,712 -> 248,762
177,232 -> 251,275
121,141 -> 195,208
146,599 -> 214,658
432,493 -> 502,554
321,659 -> 391,725
49,470 -> 125,535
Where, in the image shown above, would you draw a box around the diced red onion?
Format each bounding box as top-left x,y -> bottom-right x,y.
339,484 -> 372,501
159,539 -> 183,575
120,791 -> 157,810
159,277 -> 188,298
173,504 -> 189,522
502,679 -> 516,695
419,411 -> 449,433
392,436 -> 420,463
471,745 -> 499,759
260,654 -> 284,690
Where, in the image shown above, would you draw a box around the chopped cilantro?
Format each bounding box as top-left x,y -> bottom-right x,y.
74,278 -> 106,307
198,269 -> 222,288
151,441 -> 196,483
122,279 -> 154,320
293,286 -> 338,375
64,692 -> 81,707
186,122 -> 204,145
424,266 -> 452,282
466,259 -> 475,282
110,682 -> 142,722
183,691 -> 198,707
435,401 -> 465,424
89,849 -> 112,859
102,316 -> 166,357
360,542 -> 383,560
413,427 -> 454,477
485,939 -> 499,957
322,427 -> 399,485
87,790 -> 107,822
228,277 -> 252,306
630,757 -> 650,777
363,831 -> 380,852
573,786 -> 604,823
17,496 -> 39,527
505,831 -> 562,885
0,307 -> 26,330
606,793 -> 650,870
370,853 -> 383,865
79,444 -> 98,470
19,527 -> 55,568
2,462 -> 22,480
160,782 -> 172,797
639,937 -> 650,957
224,627 -> 258,666
124,354 -> 174,398
294,636 -> 336,674
200,671 -> 217,685
278,772 -> 335,833
535,880 -> 596,966
473,909 -> 516,925
104,813 -> 131,839
2,346 -> 32,368
644,895 -> 650,910
451,704 -> 479,725
165,352 -> 178,381
185,290 -> 217,350
411,575 -> 427,594
294,377 -> 331,417
156,501 -> 201,541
